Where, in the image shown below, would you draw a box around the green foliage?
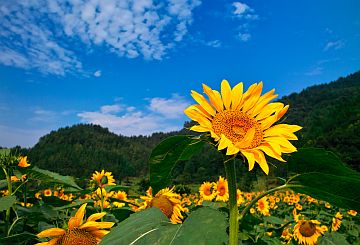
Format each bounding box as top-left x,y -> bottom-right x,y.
287,148 -> 360,211
100,207 -> 228,245
28,166 -> 82,190
149,135 -> 204,193
0,195 -> 16,212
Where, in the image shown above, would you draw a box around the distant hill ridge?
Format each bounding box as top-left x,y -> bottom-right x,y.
15,71 -> 360,181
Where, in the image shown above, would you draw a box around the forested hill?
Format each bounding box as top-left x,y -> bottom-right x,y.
15,71 -> 360,181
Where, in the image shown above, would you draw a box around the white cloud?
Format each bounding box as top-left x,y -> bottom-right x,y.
148,94 -> 190,119
232,2 -> 258,20
78,94 -> 190,136
94,70 -> 102,77
100,104 -> 123,114
206,40 -> 222,48
0,0 -> 201,75
238,33 -> 251,42
323,40 -> 344,51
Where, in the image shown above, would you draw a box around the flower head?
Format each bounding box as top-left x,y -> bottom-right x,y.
293,219 -> 324,245
140,187 -> 186,224
199,182 -> 216,201
184,80 -> 301,174
91,170 -> 116,187
214,176 -> 229,202
18,156 -> 30,168
36,203 -> 114,245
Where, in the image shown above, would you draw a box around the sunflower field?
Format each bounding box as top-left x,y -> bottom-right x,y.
1,81 -> 360,245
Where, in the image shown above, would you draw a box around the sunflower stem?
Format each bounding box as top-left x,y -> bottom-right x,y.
224,158 -> 238,245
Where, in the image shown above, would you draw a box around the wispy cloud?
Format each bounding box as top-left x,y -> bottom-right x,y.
323,40 -> 344,51
94,70 -> 102,77
232,2 -> 258,20
77,94 -> 190,136
305,67 -> 323,76
0,0 -> 201,75
231,2 -> 258,42
238,33 -> 251,42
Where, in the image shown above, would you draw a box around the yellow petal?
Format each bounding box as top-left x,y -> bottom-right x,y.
235,127 -> 255,149
87,212 -> 107,222
73,203 -> 87,227
226,144 -> 239,155
212,90 -> 224,111
256,145 -> 286,162
221,80 -> 232,110
80,221 -> 114,231
256,102 -> 284,121
90,229 -> 110,239
68,217 -> 82,230
241,150 -> 255,171
253,150 -> 269,175
266,137 -> 297,152
37,228 -> 66,238
260,114 -> 278,130
249,89 -> 278,116
277,105 -> 289,120
202,83 -> 223,112
35,238 -> 60,245
190,125 -> 210,132
191,90 -> 216,116
231,82 -> 243,110
242,82 -> 263,112
218,135 -> 232,150
263,125 -> 298,140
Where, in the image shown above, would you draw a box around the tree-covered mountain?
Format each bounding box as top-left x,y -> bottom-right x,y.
13,71 -> 360,183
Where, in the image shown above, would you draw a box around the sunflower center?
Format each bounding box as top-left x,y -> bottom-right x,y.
218,186 -> 226,196
56,229 -> 97,245
151,196 -> 174,218
212,110 -> 263,148
258,201 -> 265,210
299,221 -> 317,237
204,187 -> 212,196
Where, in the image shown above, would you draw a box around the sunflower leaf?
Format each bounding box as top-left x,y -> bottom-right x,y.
100,207 -> 228,245
0,195 -> 16,212
149,135 -> 204,193
286,148 -> 360,211
28,166 -> 82,190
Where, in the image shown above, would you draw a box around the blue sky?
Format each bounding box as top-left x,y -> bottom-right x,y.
0,0 -> 359,147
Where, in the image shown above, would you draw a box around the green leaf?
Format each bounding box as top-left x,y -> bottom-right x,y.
0,179 -> 7,189
0,148 -> 10,157
149,135 -> 204,193
287,148 -> 360,211
53,199 -> 92,211
104,185 -> 130,192
111,208 -> 135,222
0,232 -> 37,245
0,195 -> 16,212
100,207 -> 228,245
263,216 -> 285,225
318,233 -> 350,245
28,166 -> 82,190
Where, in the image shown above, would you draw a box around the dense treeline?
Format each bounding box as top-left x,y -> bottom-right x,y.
11,71 -> 360,185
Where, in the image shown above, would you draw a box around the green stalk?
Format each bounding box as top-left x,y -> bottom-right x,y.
2,167 -> 12,236
238,184 -> 304,224
224,158 -> 238,245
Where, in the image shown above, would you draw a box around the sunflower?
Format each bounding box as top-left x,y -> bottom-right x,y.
44,189 -> 52,197
331,212 -> 343,231
199,181 -> 217,201
140,187 -> 186,224
347,210 -> 357,216
91,170 -> 116,187
214,176 -> 229,202
18,156 -> 30,168
36,203 -> 114,245
236,189 -> 245,206
293,219 -> 324,245
256,197 -> 270,216
184,80 -> 301,174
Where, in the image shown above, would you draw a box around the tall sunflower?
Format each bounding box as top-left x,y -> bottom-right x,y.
293,219 -> 324,245
91,170 -> 116,187
184,80 -> 301,174
139,187 -> 186,224
36,203 -> 114,245
256,197 -> 270,216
